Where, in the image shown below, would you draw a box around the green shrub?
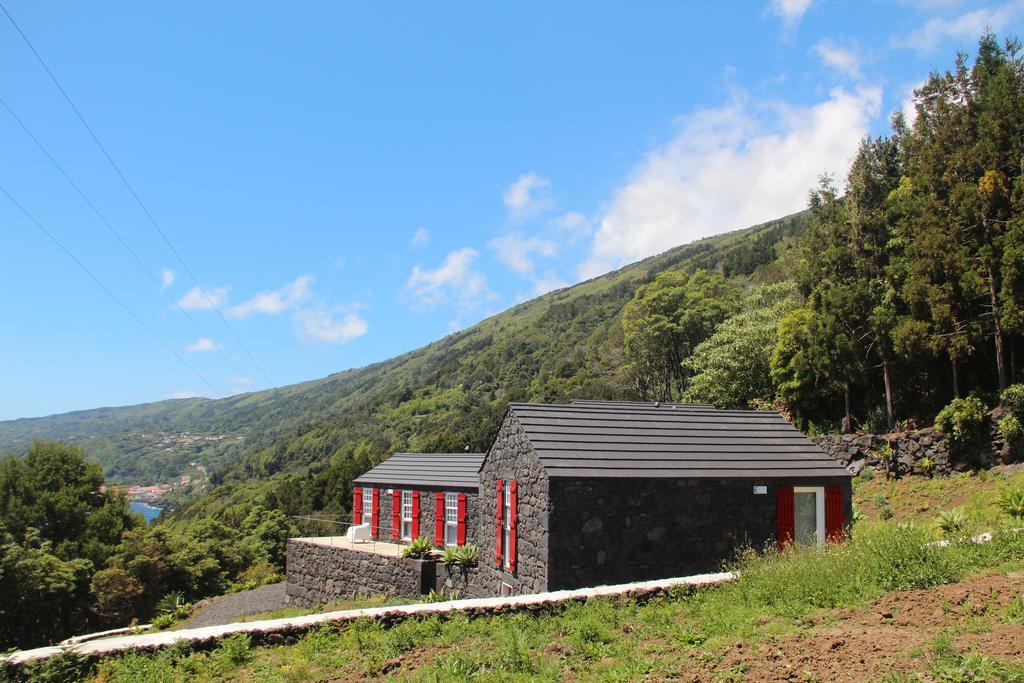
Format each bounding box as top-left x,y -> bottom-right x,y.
999,488 -> 1024,518
229,561 -> 283,593
401,536 -> 435,559
935,507 -> 968,537
998,414 -> 1023,443
935,397 -> 988,444
916,456 -> 936,475
1002,384 -> 1024,416
151,613 -> 176,630
441,544 -> 479,567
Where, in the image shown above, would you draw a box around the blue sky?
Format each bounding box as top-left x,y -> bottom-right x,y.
2,0 -> 1022,420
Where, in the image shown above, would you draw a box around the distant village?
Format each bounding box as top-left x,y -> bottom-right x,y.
99,429 -> 221,506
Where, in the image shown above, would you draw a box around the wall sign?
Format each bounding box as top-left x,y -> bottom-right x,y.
753,485 -> 767,495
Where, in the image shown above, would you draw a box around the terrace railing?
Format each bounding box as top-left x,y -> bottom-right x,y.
289,514 -> 417,558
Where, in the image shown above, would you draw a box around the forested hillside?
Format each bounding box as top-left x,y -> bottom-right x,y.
0,210 -> 807,489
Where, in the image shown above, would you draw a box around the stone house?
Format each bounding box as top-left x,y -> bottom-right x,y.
287,401 -> 851,603
476,400 -> 852,596
351,452 -> 483,547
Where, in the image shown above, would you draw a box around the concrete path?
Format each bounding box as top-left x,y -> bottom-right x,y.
186,582 -> 289,628
3,571 -> 734,667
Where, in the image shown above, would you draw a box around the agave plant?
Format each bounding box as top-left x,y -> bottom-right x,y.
999,488 -> 1024,518
401,536 -> 435,559
935,507 -> 968,537
155,591 -> 186,615
442,544 -> 479,568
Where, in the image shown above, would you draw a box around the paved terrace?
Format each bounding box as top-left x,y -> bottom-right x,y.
3,571 -> 735,667
290,535 -> 413,558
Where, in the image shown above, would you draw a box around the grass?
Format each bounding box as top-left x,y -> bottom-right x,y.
61,520 -> 1024,682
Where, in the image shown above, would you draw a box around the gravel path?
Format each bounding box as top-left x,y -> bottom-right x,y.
186,582 -> 289,628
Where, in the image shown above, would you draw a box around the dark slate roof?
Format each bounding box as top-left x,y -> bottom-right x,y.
510,401 -> 849,479
353,453 -> 484,489
570,399 -> 713,410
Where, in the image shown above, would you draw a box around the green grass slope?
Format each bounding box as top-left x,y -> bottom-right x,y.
0,210 -> 808,486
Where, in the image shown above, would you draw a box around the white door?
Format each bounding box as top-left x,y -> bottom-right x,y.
793,487 -> 825,546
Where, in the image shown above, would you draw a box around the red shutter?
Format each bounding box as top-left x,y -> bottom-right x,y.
509,481 -> 518,573
392,489 -> 401,540
777,486 -> 795,549
411,490 -> 421,539
371,488 -> 380,537
825,486 -> 845,543
435,492 -> 445,546
353,487 -> 363,525
495,480 -> 504,567
457,492 -> 467,545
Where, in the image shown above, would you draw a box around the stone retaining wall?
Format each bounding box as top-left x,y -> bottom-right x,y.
285,540 -> 432,607
811,427 -> 1003,477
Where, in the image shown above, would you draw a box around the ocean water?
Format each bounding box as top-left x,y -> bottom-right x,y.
129,501 -> 162,523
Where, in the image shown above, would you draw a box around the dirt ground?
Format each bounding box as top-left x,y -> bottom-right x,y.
683,572 -> 1024,682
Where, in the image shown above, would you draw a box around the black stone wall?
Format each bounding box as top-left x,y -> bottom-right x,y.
285,540 -> 432,606
362,485 -> 479,547
476,412 -> 550,596
547,476 -> 853,590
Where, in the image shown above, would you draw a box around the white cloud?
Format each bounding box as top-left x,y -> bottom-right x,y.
185,337 -> 222,353
550,211 -> 593,241
502,172 -> 554,218
578,84 -> 882,280
405,247 -> 494,313
767,0 -> 814,27
895,1 -> 1024,52
410,228 -> 430,247
900,78 -> 929,126
160,268 -> 175,289
229,375 -> 256,386
176,285 -> 229,311
489,234 -> 559,274
812,39 -> 863,79
294,307 -> 368,344
531,271 -> 569,296
228,275 -> 313,318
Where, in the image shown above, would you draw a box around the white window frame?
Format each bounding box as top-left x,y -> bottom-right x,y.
502,481 -> 512,570
444,492 -> 459,547
361,487 -> 373,525
500,582 -> 514,597
793,486 -> 825,546
400,490 -> 413,540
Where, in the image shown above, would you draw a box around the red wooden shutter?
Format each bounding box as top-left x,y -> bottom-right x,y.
495,480 -> 504,567
353,487 -> 363,525
411,490 -> 421,539
392,489 -> 401,540
509,481 -> 518,573
434,492 -> 445,545
457,492 -> 467,545
825,486 -> 845,543
777,486 -> 795,549
371,488 -> 380,537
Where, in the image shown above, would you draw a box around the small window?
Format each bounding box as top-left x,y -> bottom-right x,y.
502,482 -> 512,569
401,490 -> 413,540
444,492 -> 459,546
362,487 -> 373,524
500,582 -> 514,597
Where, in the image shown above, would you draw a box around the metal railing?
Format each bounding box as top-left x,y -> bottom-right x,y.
289,514 -> 430,558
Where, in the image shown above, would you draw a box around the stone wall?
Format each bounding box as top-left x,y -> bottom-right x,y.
475,411 -> 550,597
547,476 -> 853,590
285,540 -> 433,607
361,485 -> 480,547
811,428 -> 996,477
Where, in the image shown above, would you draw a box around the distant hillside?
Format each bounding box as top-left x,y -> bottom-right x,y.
0,210 -> 809,486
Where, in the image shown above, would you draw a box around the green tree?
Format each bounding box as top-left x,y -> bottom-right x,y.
622,269 -> 740,400
683,282 -> 798,408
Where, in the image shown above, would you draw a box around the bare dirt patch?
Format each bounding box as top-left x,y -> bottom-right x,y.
685,572 -> 1024,682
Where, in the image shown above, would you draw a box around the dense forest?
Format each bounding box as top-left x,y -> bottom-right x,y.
1,35 -> 1022,650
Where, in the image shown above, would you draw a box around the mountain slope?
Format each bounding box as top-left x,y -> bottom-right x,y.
0,210 -> 809,485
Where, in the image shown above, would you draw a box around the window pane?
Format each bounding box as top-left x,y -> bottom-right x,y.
794,491 -> 818,545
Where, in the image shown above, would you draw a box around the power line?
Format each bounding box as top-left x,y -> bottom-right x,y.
0,94 -> 252,384
0,182 -> 224,398
0,1 -> 275,387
